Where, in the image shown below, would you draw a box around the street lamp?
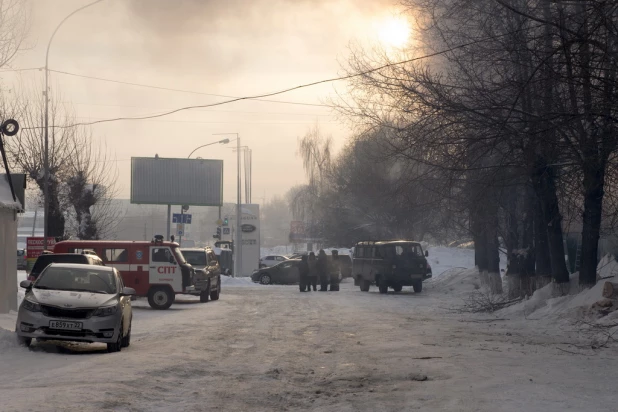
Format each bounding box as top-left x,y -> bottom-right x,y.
187,138 -> 230,158
43,0 -> 105,250
214,133 -> 241,278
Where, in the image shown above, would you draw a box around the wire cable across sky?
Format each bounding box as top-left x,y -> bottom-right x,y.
20,26 -> 536,131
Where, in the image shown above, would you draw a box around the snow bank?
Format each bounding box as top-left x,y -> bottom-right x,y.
221,276 -> 255,287
0,175 -> 22,209
426,246 -> 475,277
427,267 -> 482,296
500,255 -> 618,319
0,327 -> 18,351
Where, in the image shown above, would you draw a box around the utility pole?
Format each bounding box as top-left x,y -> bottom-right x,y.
43,0 -> 104,250
214,133 -> 241,277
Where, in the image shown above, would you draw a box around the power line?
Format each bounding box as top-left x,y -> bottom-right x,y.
25,27 -> 532,130
0,67 -> 42,72
49,30 -> 533,129
69,101 -> 333,117
22,117 -> 338,128
50,69 -> 334,108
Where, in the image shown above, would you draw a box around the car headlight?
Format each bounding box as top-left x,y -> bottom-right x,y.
22,299 -> 41,312
93,305 -> 118,317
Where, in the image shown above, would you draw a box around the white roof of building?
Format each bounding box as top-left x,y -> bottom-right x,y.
0,175 -> 21,210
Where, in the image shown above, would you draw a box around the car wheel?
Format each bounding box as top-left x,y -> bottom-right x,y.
360,279 -> 370,292
210,276 -> 221,301
107,321 -> 123,353
413,281 -> 423,293
121,319 -> 132,348
393,285 -> 403,292
147,287 -> 175,310
200,280 -> 211,303
378,279 -> 388,294
259,274 -> 271,285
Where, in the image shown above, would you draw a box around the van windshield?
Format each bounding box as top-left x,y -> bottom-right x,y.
382,244 -> 424,258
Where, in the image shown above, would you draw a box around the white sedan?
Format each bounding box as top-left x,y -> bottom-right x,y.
259,255 -> 289,268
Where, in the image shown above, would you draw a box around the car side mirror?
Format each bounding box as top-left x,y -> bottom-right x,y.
121,287 -> 136,296
425,250 -> 429,257
20,280 -> 32,289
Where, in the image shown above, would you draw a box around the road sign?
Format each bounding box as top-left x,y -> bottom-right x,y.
223,227 -> 230,235
172,214 -> 192,224
176,223 -> 185,236
216,219 -> 223,226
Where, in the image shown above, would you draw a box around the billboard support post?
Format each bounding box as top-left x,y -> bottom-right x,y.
236,136 -> 242,278
166,204 -> 171,241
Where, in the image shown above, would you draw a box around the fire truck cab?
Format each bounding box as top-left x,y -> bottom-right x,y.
53,236 -> 195,310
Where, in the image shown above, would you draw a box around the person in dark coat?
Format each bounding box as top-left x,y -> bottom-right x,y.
298,254 -> 309,292
307,252 -> 319,292
329,250 -> 340,291
307,252 -> 318,292
317,249 -> 329,291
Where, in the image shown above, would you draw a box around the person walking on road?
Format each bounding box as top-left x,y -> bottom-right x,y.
329,250 -> 341,291
299,254 -> 309,292
317,249 -> 329,291
307,252 -> 318,292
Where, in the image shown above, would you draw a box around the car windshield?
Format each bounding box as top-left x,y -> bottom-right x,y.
182,250 -> 207,266
35,266 -> 117,294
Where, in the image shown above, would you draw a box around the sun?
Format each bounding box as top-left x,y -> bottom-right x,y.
377,15 -> 411,48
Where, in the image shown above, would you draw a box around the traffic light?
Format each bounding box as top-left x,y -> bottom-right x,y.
213,226 -> 222,239
223,217 -> 229,226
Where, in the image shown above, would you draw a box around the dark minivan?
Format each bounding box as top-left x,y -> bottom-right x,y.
352,240 -> 430,294
28,253 -> 104,281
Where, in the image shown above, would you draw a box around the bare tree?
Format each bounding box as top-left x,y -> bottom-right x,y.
63,133 -> 121,240
0,0 -> 29,68
6,83 -> 78,238
6,82 -> 121,239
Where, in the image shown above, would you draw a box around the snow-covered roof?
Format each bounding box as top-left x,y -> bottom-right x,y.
0,175 -> 21,210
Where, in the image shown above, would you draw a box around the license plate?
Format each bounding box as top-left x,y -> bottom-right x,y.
49,320 -> 82,330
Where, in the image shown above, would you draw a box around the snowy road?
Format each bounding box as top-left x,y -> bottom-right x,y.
1,279 -> 618,412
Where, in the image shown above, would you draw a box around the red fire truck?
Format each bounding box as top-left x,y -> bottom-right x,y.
53,236 -> 197,310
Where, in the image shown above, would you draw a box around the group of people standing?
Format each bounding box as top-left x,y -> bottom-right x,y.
298,249 -> 341,292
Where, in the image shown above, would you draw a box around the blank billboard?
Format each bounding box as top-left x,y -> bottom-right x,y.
131,157 -> 223,206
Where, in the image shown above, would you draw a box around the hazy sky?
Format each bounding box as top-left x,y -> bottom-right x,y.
6,0 -> 405,204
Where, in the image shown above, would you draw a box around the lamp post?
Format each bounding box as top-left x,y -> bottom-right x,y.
187,138 -> 230,158
43,0 -> 105,250
183,138 -> 230,244
213,133 -> 240,277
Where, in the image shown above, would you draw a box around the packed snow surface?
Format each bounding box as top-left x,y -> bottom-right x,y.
2,248 -> 617,411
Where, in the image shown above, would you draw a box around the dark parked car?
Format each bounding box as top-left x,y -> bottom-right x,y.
17,249 -> 27,270
251,259 -> 301,285
352,240 -> 429,293
28,253 -> 104,281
